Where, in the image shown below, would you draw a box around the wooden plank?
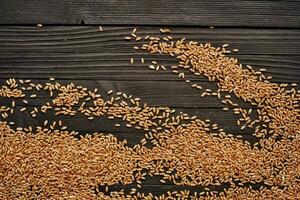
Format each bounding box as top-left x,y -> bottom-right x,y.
101,184 -> 235,196
0,79 -> 258,108
104,182 -> 264,195
6,106 -> 256,137
1,1 -> 300,27
1,26 -> 300,55
0,26 -> 299,83
0,55 -> 298,82
0,78 -> 262,140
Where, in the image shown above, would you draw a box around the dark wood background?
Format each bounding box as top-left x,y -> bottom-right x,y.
0,0 -> 300,196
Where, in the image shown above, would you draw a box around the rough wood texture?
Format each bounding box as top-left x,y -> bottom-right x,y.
1,1 -> 300,27
0,3 -> 299,193
0,79 -> 243,108
0,25 -> 298,153
6,105 -> 256,136
0,78 -> 258,137
0,26 -> 299,83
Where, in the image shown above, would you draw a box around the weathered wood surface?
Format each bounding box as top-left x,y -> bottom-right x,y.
0,26 -> 298,146
0,1 -> 299,195
1,1 -> 300,27
0,26 -> 299,83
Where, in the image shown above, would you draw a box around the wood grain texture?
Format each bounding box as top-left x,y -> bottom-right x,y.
1,1 -> 300,27
0,79 -> 233,108
0,24 -> 299,194
0,26 -> 299,83
0,78 -> 257,135
6,105 -> 256,136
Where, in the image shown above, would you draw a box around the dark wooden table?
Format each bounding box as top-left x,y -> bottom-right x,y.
0,0 -> 300,196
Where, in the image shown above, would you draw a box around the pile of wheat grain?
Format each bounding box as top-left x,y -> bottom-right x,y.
0,77 -> 299,199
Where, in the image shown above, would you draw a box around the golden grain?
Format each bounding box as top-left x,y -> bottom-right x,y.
107,90 -> 113,95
